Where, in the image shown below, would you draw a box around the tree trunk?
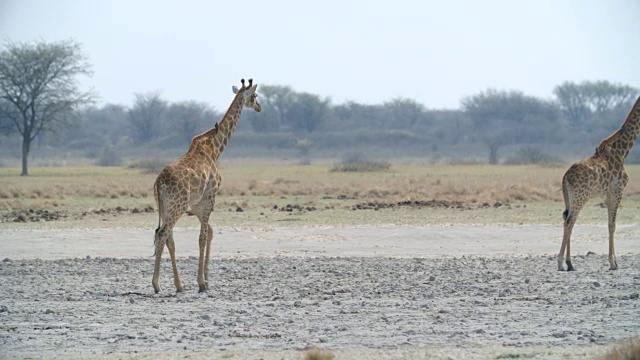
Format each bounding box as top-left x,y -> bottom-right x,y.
488,144 -> 500,165
21,135 -> 30,176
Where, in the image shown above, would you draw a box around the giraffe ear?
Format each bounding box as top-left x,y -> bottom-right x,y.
232,86 -> 240,94
245,85 -> 257,95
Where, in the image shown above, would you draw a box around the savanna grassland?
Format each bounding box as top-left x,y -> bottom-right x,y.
2,163 -> 640,360
1,162 -> 640,229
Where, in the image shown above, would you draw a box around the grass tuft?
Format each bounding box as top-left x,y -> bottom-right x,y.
600,338 -> 640,360
304,348 -> 335,360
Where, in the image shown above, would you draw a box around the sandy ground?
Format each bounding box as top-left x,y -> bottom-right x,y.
1,224 -> 640,359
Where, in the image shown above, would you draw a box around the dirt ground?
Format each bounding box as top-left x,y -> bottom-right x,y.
1,224 -> 639,359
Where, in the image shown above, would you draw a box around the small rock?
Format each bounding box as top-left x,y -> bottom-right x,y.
294,300 -> 302,307
44,309 -> 55,314
2,258 -> 11,262
200,314 -> 211,320
0,305 -> 8,313
235,207 -> 244,212
129,297 -> 135,304
428,275 -> 436,281
524,278 -> 530,284
593,282 -> 601,287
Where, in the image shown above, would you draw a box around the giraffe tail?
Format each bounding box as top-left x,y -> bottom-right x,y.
562,175 -> 572,223
153,181 -> 163,257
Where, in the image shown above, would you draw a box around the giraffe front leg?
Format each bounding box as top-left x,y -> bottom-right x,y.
204,223 -> 214,290
607,193 -> 622,271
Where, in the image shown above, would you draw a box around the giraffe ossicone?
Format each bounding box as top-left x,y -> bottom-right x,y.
151,78 -> 261,293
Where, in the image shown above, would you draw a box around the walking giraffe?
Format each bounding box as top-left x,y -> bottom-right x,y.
558,96 -> 640,271
152,79 -> 261,293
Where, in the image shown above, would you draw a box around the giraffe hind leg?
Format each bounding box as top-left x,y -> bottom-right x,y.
559,200 -> 584,271
152,225 -> 168,293
166,232 -> 184,292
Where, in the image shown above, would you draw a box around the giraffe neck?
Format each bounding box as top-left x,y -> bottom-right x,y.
599,97 -> 640,161
212,91 -> 244,160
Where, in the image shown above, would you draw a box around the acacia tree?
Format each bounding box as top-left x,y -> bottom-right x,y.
166,101 -> 218,146
243,85 -> 293,133
0,40 -> 94,175
462,89 -> 560,164
286,92 -> 331,133
383,98 -> 429,129
553,80 -> 639,126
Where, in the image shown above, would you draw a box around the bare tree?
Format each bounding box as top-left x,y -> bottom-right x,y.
127,91 -> 167,144
0,40 -> 94,175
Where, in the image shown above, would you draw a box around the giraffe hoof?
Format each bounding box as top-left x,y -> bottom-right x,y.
176,287 -> 184,293
609,265 -> 618,271
198,285 -> 207,293
567,265 -> 576,271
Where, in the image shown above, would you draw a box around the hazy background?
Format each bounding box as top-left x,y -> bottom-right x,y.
1,0 -> 640,167
2,0 -> 638,109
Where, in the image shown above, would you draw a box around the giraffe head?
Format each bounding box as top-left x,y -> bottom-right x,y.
232,78 -> 261,112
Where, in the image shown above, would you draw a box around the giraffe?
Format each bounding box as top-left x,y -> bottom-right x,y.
152,78 -> 261,293
558,96 -> 640,271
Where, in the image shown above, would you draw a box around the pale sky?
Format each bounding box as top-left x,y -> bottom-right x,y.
1,0 -> 639,111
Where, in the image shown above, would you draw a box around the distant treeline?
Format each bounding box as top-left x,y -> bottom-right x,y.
2,80 -> 639,166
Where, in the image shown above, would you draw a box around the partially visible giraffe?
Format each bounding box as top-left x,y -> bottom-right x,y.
152,79 -> 261,293
558,96 -> 640,271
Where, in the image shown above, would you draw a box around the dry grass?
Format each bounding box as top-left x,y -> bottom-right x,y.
304,348 -> 335,360
600,338 -> 640,360
1,163 -> 640,214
